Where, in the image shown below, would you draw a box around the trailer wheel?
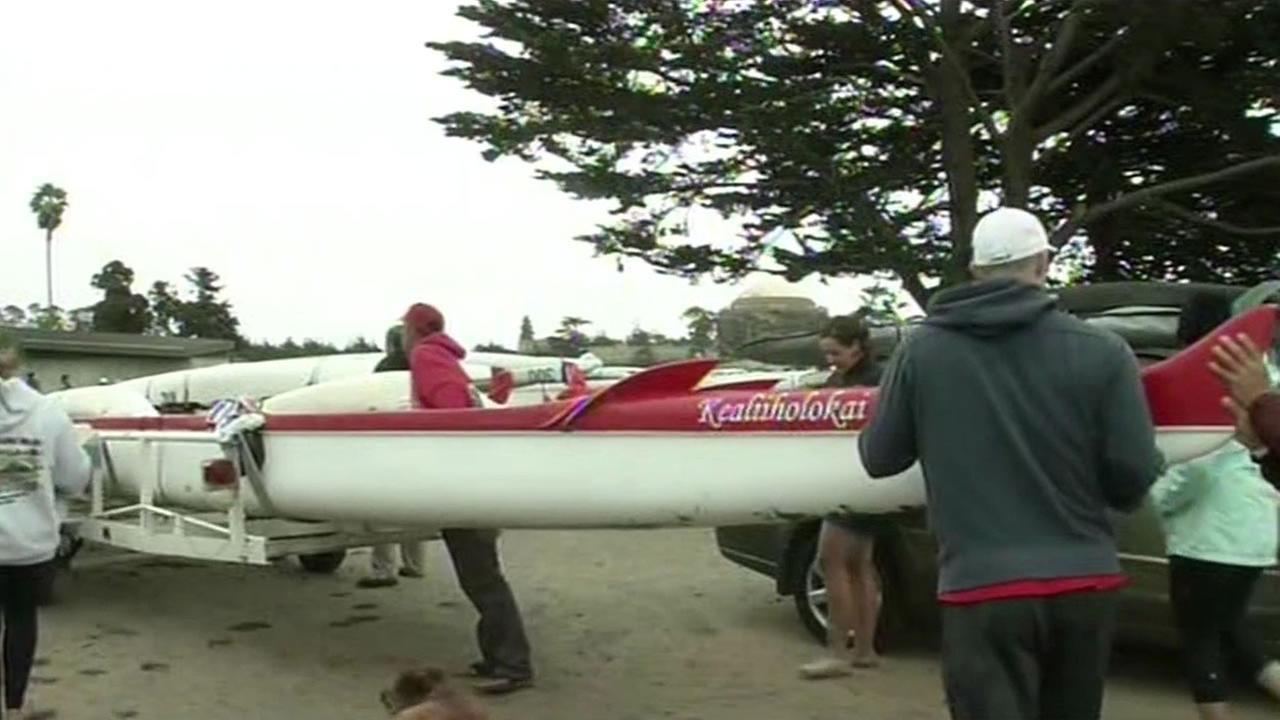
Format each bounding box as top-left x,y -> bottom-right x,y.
298,550 -> 347,574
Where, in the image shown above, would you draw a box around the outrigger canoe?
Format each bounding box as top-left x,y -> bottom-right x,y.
74,307 -> 1277,530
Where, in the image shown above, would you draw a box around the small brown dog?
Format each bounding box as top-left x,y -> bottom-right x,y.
381,668 -> 489,720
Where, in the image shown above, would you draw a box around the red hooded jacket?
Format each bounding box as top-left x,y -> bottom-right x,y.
409,333 -> 475,410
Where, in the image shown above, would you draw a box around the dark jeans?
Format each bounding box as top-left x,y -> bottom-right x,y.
0,561 -> 55,710
942,590 -> 1119,720
1168,555 -> 1269,703
442,529 -> 533,680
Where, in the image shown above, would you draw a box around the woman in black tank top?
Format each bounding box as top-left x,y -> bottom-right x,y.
802,316 -> 887,679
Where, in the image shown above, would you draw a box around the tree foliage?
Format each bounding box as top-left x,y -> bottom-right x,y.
147,281 -> 181,335
172,267 -> 242,342
91,260 -> 153,334
549,315 -> 591,355
28,304 -> 68,331
857,283 -> 912,326
627,327 -> 654,346
430,0 -> 1280,302
0,306 -> 26,327
29,183 -> 69,307
237,336 -> 382,362
682,306 -> 717,355
475,341 -> 519,353
28,184 -> 68,234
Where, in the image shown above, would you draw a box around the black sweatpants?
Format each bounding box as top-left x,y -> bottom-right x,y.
442,529 -> 533,680
1168,555 -> 1269,703
0,561 -> 55,710
942,590 -> 1119,720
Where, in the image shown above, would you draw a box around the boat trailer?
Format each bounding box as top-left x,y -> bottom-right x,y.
61,426 -> 438,572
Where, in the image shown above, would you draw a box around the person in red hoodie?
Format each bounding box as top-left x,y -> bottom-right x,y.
402,303 -> 534,695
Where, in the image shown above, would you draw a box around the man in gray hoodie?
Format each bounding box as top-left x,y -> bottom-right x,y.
858,208 -> 1163,720
0,332 -> 93,717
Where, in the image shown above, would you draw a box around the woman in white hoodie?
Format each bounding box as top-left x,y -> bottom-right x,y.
0,333 -> 92,718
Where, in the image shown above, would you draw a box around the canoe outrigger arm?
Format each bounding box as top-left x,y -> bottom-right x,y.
68,427 -> 439,567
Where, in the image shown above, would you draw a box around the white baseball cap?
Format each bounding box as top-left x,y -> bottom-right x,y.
970,207 -> 1052,267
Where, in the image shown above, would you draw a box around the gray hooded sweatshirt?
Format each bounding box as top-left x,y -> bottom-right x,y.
858,279 -> 1163,595
0,378 -> 92,565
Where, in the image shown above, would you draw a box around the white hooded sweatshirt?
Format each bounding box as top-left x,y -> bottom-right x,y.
0,378 -> 91,565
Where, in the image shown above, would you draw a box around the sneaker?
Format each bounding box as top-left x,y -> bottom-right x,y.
474,676 -> 533,695
800,657 -> 852,680
397,568 -> 424,579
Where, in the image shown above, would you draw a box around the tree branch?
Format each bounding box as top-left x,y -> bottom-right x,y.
1144,199 -> 1280,237
992,0 -> 1023,106
1064,95 -> 1130,143
898,272 -> 929,306
1046,32 -> 1126,98
891,0 -> 1004,141
1019,4 -> 1085,113
1035,73 -> 1123,140
1049,155 -> 1280,246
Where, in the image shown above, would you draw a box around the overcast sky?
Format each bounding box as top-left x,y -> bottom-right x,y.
0,0 -> 882,349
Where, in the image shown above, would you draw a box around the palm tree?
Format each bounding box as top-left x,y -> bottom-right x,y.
29,183 -> 69,308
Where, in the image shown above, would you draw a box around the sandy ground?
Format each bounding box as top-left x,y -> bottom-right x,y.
24,529 -> 1276,719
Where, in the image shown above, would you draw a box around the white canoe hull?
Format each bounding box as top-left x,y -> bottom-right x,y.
57,350 -> 603,411
92,427 -> 1223,528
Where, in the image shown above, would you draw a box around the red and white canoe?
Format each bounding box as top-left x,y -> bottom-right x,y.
78,308 -> 1277,529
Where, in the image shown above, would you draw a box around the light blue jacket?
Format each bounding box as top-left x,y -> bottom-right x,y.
1150,439 -> 1279,568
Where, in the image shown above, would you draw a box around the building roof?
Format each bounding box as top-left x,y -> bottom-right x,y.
735,273 -> 812,300
0,326 -> 235,359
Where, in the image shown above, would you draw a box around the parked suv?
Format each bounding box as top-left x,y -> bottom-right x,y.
714,281 -> 1280,653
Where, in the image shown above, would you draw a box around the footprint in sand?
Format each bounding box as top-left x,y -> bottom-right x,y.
329,614 -> 382,628
352,602 -> 378,610
207,638 -> 233,648
29,676 -> 57,685
79,669 -> 108,677
228,621 -> 272,633
113,711 -> 139,719
140,662 -> 170,673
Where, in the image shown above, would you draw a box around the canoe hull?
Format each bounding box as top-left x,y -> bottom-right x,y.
90,427 -> 1224,528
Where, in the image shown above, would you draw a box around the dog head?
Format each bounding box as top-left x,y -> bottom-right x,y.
381,667 -> 447,715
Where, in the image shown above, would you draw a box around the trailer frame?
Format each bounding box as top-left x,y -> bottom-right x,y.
63,428 -> 438,569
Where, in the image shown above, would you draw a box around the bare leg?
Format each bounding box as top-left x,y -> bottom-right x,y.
358,545 -> 399,588
846,534 -> 881,667
801,522 -> 855,679
398,542 -> 426,578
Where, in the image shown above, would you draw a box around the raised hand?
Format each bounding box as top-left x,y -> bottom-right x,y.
1210,334 -> 1272,409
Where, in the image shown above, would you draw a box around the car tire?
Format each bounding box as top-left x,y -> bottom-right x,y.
297,550 -> 347,574
788,529 -> 911,651
789,532 -> 829,643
